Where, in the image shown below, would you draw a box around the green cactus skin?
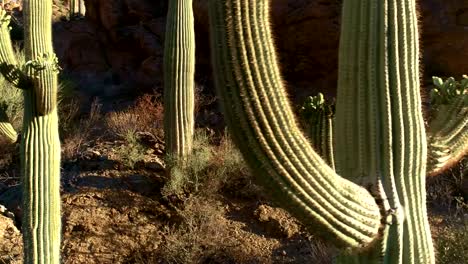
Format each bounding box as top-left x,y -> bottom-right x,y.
21,0 -> 61,263
163,0 -> 195,159
209,0 -> 381,250
334,1 -> 434,263
427,76 -> 467,176
209,0 -> 435,263
300,93 -> 335,169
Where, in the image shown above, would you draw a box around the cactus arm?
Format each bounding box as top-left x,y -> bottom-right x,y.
0,9 -> 20,142
21,0 -> 61,263
209,0 -> 381,249
163,0 -> 195,158
300,94 -> 335,169
0,9 -> 29,88
0,105 -> 17,142
427,77 -> 468,176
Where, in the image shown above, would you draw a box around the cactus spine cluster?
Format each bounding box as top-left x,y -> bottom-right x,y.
0,1 -> 61,263
209,0 -> 436,263
164,0 -> 195,159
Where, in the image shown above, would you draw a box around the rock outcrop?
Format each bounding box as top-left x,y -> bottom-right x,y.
53,0 -> 468,100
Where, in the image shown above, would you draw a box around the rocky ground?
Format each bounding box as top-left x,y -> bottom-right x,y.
0,136 -> 337,264
0,125 -> 466,264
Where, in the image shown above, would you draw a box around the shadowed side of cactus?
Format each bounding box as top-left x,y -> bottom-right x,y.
300,93 -> 335,169
164,0 -> 195,159
209,0 -> 434,263
427,76 -> 467,176
0,9 -> 19,142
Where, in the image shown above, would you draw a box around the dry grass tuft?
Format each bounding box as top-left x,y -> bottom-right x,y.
61,98 -> 102,160
106,94 -> 164,140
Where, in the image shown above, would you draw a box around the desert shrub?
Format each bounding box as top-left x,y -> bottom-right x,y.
427,158 -> 467,214
161,130 -> 214,196
436,223 -> 468,264
114,130 -> 148,169
105,93 -> 164,140
61,98 -> 102,160
159,197 -> 225,263
161,129 -> 255,200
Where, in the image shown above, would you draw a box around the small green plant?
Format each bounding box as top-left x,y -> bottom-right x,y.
161,130 -> 213,197
115,130 -> 147,169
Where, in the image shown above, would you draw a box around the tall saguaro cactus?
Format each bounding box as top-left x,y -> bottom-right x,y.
208,0 -> 436,263
164,0 -> 195,159
0,1 -> 61,263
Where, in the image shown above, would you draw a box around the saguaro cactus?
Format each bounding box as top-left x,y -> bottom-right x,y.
0,107 -> 17,142
163,0 -> 195,159
69,0 -> 85,18
0,1 -> 61,263
427,76 -> 467,176
300,93 -> 335,169
209,0 -> 437,263
0,9 -> 18,143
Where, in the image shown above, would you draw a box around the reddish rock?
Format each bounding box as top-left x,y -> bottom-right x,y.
55,0 -> 468,99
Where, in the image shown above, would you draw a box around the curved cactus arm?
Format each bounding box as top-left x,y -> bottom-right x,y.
0,107 -> 17,142
0,9 -> 29,88
209,0 -> 382,250
427,76 -> 468,176
0,9 -> 19,142
163,0 -> 195,159
21,0 -> 61,263
300,93 -> 335,169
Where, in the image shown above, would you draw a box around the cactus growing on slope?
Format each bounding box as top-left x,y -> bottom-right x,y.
164,0 -> 195,159
208,0 -> 437,263
0,0 -> 61,263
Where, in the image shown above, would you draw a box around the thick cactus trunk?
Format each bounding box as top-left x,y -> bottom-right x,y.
21,0 -> 61,263
209,0 -> 435,263
335,1 -> 434,263
163,0 -> 195,159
